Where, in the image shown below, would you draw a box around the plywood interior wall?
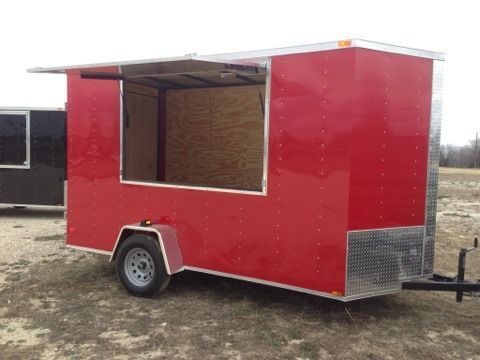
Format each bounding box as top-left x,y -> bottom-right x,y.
165,85 -> 265,190
124,82 -> 159,181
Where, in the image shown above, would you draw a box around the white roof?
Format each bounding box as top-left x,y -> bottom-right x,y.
28,39 -> 445,74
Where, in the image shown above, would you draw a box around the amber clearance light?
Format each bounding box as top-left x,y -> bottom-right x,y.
337,40 -> 352,48
140,219 -> 152,226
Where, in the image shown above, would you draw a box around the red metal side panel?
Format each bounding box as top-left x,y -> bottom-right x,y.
264,50 -> 354,293
66,68 -> 122,251
348,49 -> 433,230
66,50 -> 356,295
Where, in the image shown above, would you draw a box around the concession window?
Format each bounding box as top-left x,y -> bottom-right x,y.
110,57 -> 270,193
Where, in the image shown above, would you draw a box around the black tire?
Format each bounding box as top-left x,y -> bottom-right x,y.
116,234 -> 170,297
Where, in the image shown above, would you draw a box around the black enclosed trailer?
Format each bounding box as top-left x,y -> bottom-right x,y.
0,107 -> 66,207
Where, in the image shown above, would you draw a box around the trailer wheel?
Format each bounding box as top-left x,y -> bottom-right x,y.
116,234 -> 170,297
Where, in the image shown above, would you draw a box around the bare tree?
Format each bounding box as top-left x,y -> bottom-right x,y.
440,133 -> 480,168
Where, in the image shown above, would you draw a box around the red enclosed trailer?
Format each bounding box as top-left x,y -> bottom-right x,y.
30,39 -> 449,301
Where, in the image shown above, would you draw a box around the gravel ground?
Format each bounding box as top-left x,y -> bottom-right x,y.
0,207 -> 67,264
0,207 -> 71,291
0,168 -> 478,359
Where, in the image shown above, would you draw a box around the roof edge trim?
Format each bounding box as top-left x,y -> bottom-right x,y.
27,39 -> 445,74
0,106 -> 65,111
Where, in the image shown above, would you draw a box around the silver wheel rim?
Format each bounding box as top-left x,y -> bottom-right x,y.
124,247 -> 155,287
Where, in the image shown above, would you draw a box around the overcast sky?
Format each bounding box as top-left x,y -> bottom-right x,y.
0,0 -> 478,145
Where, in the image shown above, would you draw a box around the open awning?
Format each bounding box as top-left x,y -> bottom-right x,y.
28,55 -> 267,90
27,39 -> 444,90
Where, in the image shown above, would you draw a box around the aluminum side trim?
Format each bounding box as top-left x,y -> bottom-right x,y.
422,60 -> 444,275
183,266 -> 346,301
66,244 -> 112,256
262,60 -> 271,195
348,225 -> 425,233
184,266 -> 405,301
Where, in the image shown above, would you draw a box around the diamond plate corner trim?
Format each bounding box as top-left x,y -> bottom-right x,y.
422,60 -> 444,275
346,227 -> 425,297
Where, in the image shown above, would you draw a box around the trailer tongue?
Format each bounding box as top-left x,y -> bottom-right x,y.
402,238 -> 479,302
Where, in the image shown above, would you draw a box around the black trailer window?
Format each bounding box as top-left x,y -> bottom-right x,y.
0,111 -> 30,169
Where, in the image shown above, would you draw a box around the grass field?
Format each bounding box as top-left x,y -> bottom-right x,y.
0,168 -> 479,359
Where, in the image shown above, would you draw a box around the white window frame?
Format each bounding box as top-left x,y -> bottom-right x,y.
0,110 -> 30,169
119,60 -> 271,197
